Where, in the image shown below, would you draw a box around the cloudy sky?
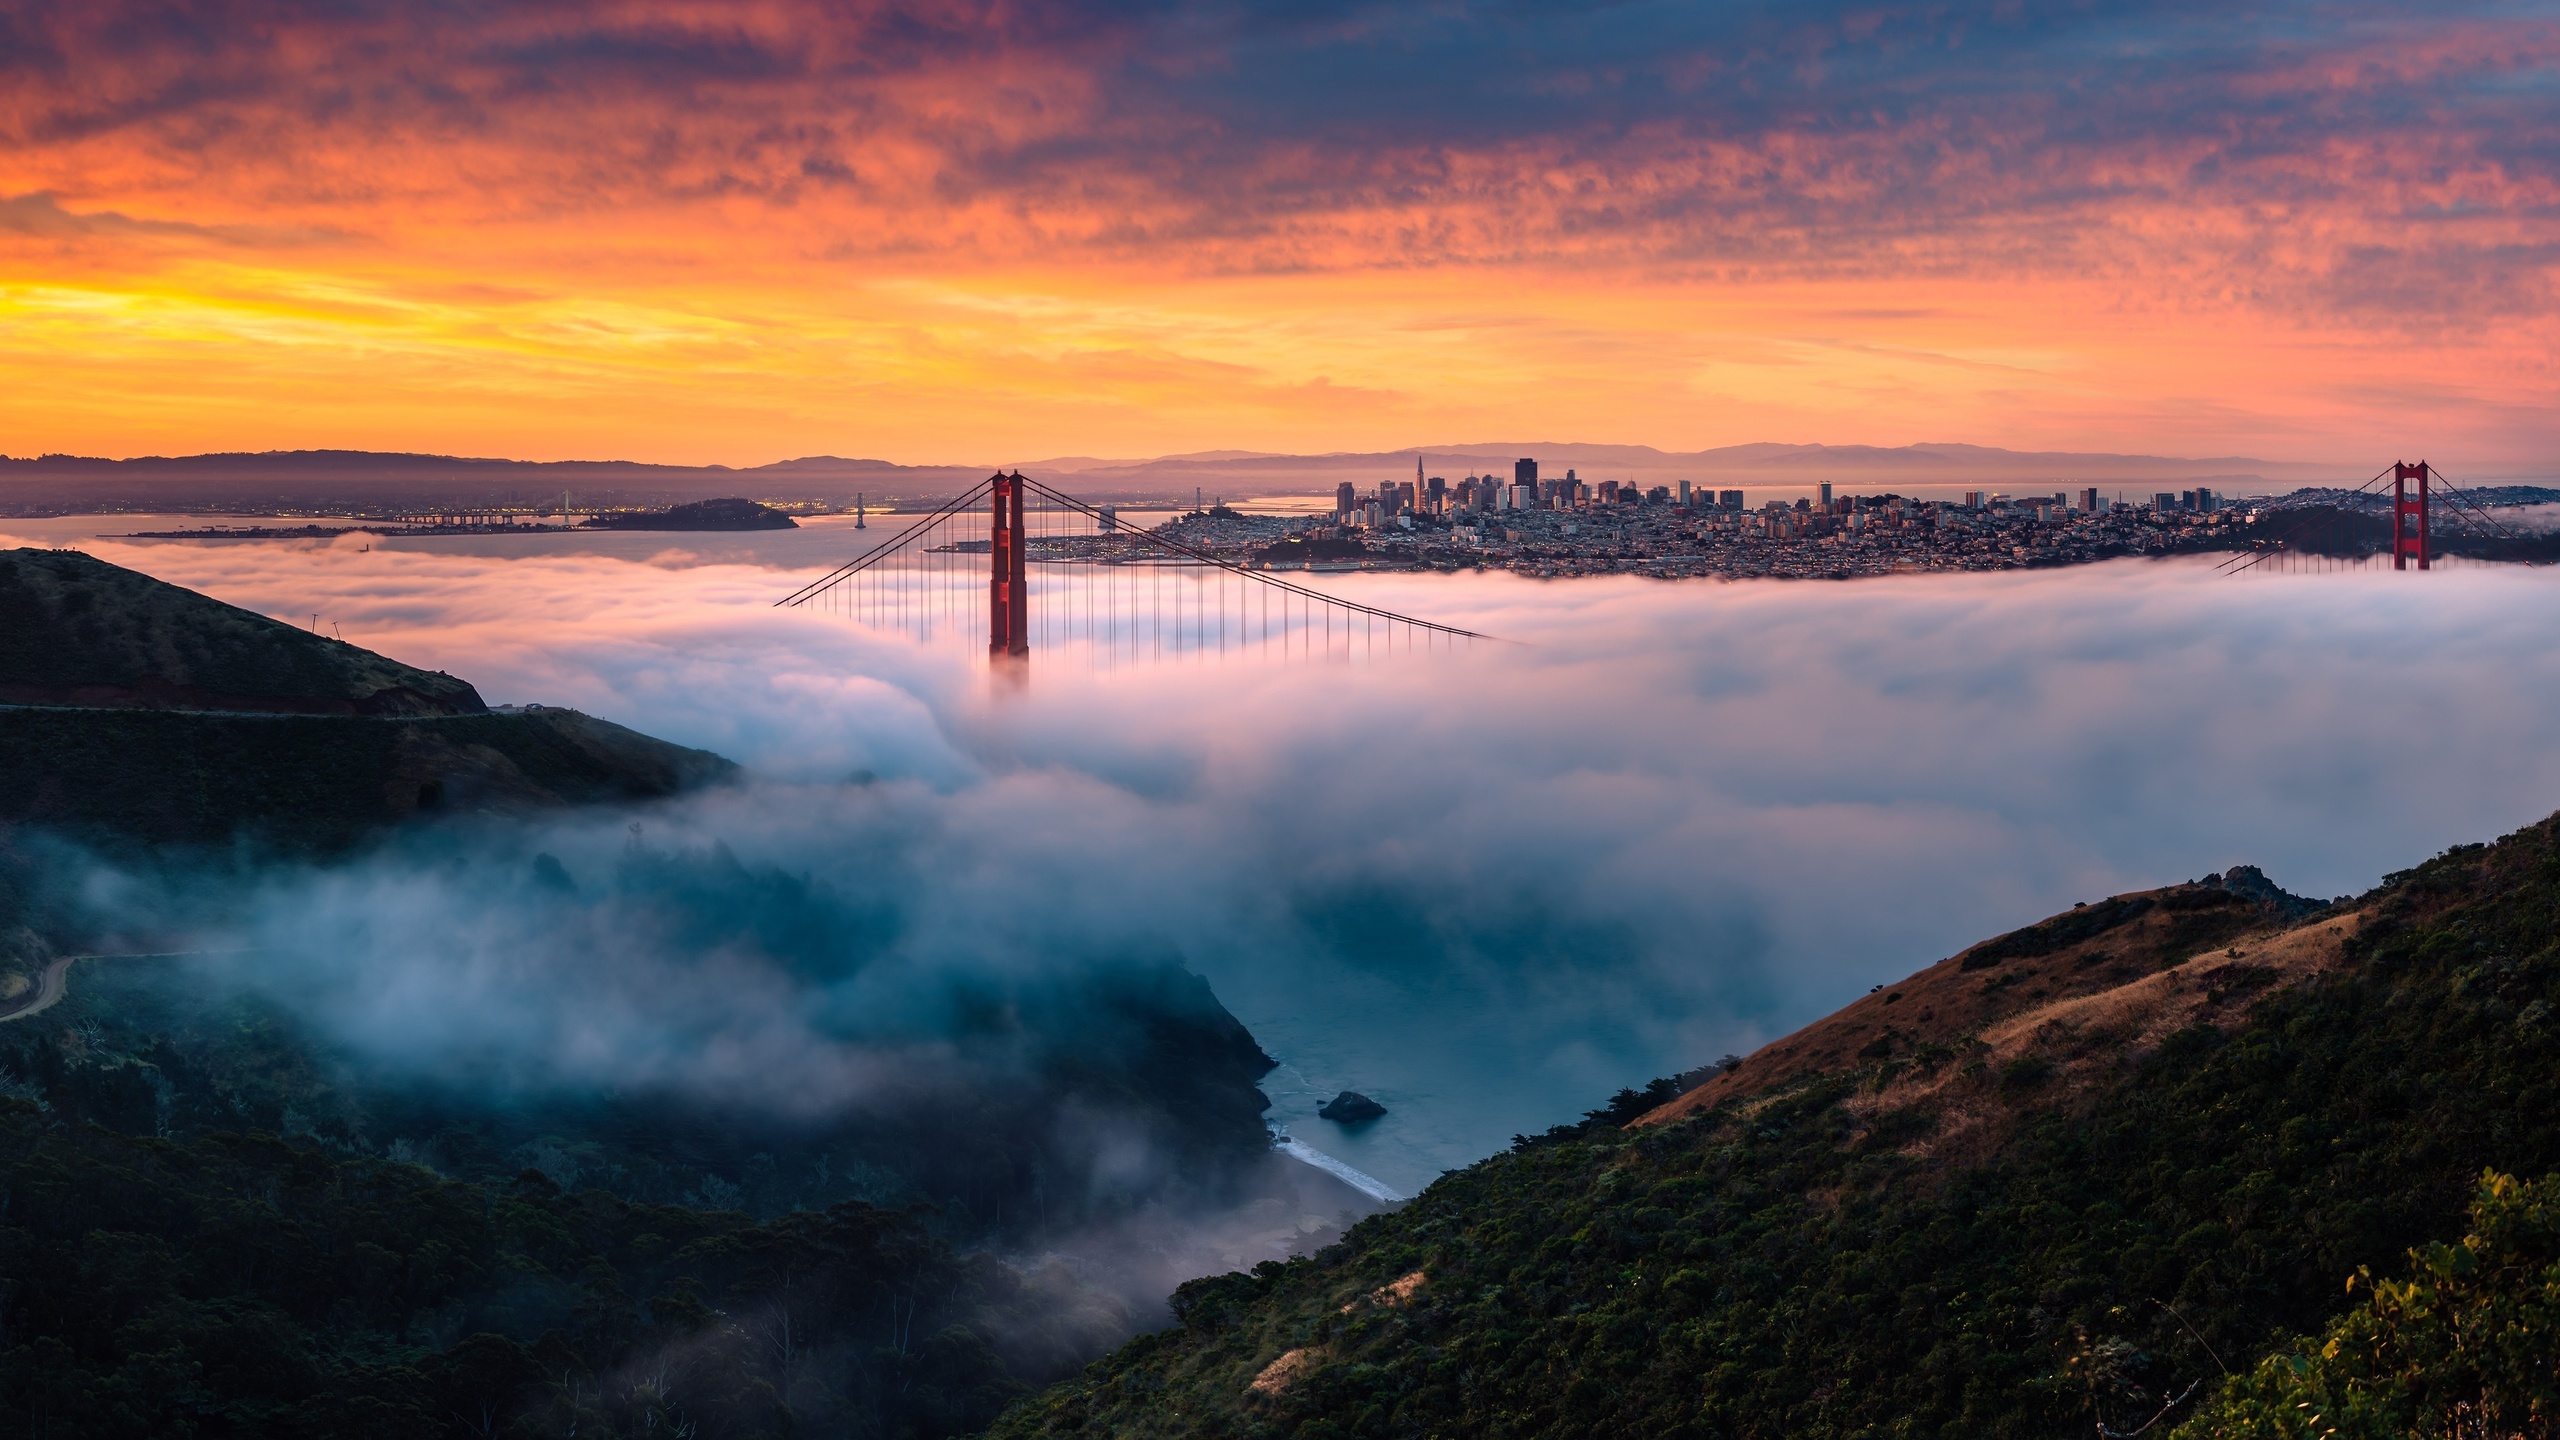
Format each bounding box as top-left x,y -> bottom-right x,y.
5,0 -> 2557,466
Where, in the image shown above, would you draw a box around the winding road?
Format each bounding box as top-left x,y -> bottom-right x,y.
0,955 -> 80,1022
0,953 -> 222,1023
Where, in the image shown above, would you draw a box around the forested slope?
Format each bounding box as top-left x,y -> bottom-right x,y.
0,929 -> 1301,1439
0,1101 -> 1121,1439
993,815 -> 2560,1439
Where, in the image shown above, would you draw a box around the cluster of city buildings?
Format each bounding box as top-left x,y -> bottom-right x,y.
1333,458 -> 2230,528
1334,457 -> 1714,527
1151,458 -> 2260,580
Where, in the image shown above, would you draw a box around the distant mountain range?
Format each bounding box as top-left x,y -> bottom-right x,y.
0,448 -> 990,515
0,442 -> 2393,515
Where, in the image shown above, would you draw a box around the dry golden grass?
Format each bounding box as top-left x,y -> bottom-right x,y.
1979,909 -> 2359,1061
1833,908 -> 2367,1169
1638,886 -> 2369,1185
1248,1347 -> 1319,1396
1339,1269 -> 1427,1313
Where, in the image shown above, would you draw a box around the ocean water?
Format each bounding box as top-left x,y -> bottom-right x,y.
13,513 -> 2560,1196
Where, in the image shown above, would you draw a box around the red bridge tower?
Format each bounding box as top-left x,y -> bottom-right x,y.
2392,461 -> 2431,571
989,470 -> 1029,659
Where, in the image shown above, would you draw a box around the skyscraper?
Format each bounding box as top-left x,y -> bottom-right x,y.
1819,482 -> 1833,510
1335,481 -> 1356,515
1515,457 -> 1538,489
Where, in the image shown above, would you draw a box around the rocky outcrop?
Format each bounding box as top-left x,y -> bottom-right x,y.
1319,1091 -> 1386,1123
2215,863 -> 2327,919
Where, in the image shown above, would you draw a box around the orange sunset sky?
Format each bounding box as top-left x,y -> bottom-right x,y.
4,1 -> 2557,470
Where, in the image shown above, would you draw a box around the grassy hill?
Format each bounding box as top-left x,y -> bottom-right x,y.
0,547 -> 485,715
989,822 -> 2560,1439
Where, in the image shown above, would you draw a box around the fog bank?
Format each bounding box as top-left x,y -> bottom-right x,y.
20,522 -> 2560,1191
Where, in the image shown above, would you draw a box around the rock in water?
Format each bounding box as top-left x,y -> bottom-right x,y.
1319,1091 -> 1386,1123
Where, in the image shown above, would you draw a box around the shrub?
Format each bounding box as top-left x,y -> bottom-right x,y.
2175,1170 -> 2560,1439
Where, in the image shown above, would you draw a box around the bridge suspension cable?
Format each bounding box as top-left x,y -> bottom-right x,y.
774,477 -> 997,609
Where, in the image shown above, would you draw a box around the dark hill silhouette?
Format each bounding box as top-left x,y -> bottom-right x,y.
0,548 -> 734,850
0,705 -> 735,850
0,547 -> 484,715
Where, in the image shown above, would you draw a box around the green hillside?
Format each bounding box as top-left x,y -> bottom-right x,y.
990,816 -> 2560,1439
0,548 -> 485,715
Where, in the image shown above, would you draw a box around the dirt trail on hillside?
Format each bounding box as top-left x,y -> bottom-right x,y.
0,952 -> 229,1023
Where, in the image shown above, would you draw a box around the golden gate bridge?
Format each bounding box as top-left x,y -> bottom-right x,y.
775,471 -> 1495,664
2220,460 -> 2523,575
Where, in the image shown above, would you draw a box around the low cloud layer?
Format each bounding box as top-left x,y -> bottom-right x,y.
23,527 -> 2560,1191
